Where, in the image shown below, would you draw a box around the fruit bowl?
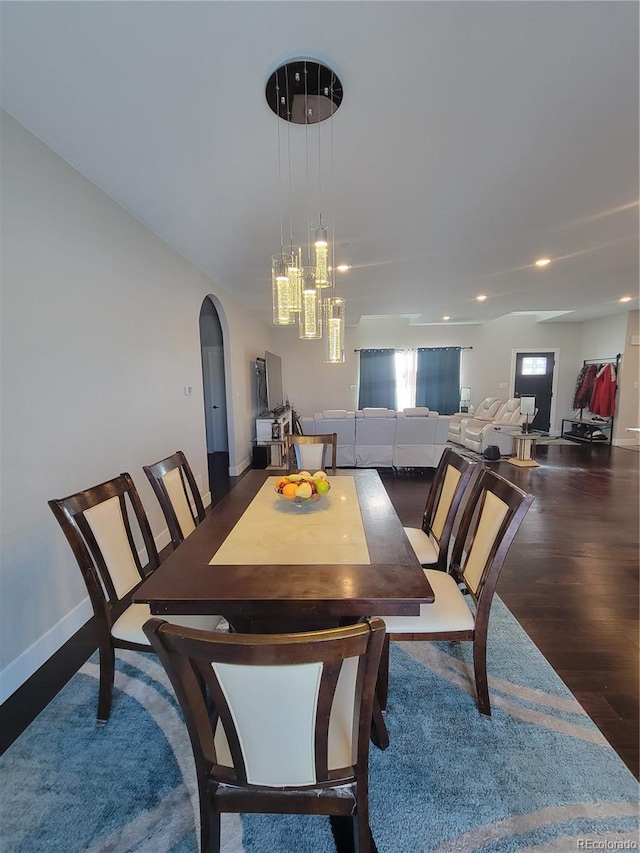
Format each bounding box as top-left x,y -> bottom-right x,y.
274,471 -> 331,505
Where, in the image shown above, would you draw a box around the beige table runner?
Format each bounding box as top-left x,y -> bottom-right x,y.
210,476 -> 371,565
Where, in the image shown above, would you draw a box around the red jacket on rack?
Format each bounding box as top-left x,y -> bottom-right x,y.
590,363 -> 617,418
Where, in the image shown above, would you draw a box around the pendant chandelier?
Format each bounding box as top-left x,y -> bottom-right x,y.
266,59 -> 346,363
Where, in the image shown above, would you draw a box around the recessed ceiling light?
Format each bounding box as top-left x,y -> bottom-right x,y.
619,296 -> 632,303
442,315 -> 450,321
339,242 -> 351,248
336,264 -> 351,272
535,258 -> 551,267
476,294 -> 487,302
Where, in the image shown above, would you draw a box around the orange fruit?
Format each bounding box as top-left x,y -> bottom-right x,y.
282,483 -> 298,499
275,477 -> 289,491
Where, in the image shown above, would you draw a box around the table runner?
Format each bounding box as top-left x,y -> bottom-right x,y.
209,476 -> 371,565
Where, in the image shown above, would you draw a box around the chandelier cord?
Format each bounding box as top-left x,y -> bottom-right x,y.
330,71 -> 336,292
276,69 -> 284,251
286,68 -> 293,253
317,63 -> 323,228
305,62 -> 311,266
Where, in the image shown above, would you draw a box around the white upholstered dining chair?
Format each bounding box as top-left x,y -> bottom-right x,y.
381,469 -> 534,716
144,616 -> 386,853
403,447 -> 477,573
48,472 -> 221,723
143,450 -> 206,549
285,433 -> 338,473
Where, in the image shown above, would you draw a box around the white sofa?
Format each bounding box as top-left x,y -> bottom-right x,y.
354,408 -> 398,467
462,399 -> 526,455
300,408 -> 450,468
447,398 -> 502,445
446,398 -> 527,456
304,410 -> 356,467
392,407 -> 450,468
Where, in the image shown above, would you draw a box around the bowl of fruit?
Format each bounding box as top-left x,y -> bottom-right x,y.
274,471 -> 331,508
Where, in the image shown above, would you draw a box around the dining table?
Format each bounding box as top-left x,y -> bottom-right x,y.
134,468 -> 434,747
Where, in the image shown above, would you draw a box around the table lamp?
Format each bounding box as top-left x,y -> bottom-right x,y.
460,387 -> 471,413
520,396 -> 536,433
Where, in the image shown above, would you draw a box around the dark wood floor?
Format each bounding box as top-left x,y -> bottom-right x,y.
2,444 -> 638,781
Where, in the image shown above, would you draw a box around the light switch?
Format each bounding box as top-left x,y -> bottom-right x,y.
499,382 -> 507,389
184,386 -> 193,396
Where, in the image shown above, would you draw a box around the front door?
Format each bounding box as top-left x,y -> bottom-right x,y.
513,351 -> 555,432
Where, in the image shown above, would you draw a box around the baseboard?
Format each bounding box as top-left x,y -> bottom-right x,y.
0,597 -> 93,704
0,528 -> 174,704
229,455 -> 251,477
613,438 -> 640,448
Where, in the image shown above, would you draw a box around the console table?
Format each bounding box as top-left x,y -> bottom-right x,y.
255,409 -> 292,468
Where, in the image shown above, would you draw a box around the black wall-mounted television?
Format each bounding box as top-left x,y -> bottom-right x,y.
265,350 -> 286,414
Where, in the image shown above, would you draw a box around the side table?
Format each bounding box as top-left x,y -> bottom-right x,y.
507,432 -> 539,468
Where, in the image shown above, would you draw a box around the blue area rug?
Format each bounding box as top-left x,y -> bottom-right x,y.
2,598 -> 638,852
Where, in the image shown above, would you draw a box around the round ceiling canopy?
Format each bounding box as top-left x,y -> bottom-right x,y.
265,60 -> 343,124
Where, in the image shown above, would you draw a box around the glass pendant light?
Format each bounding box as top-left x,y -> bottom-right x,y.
299,267 -> 322,339
287,247 -> 303,313
272,252 -> 295,325
323,296 -> 345,363
313,223 -> 331,288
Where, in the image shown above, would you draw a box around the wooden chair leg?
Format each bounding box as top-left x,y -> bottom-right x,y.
353,796 -> 373,853
370,697 -> 389,751
472,633 -> 491,717
97,642 -> 115,724
376,634 -> 390,711
201,784 -> 220,853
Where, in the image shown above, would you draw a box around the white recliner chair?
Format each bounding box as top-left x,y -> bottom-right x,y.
392,408 -> 450,468
448,398 -> 503,446
355,408 -> 397,467
463,398 -> 526,455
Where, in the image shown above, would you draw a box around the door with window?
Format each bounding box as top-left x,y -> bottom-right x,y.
513,352 -> 555,432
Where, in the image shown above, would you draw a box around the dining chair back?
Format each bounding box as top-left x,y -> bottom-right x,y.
143,450 -> 206,549
403,447 -> 477,572
48,473 -> 220,723
144,616 -> 386,853
381,469 -> 533,716
285,433 -> 338,473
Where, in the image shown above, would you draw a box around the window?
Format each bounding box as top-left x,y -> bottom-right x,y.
521,357 -> 547,376
395,350 -> 417,410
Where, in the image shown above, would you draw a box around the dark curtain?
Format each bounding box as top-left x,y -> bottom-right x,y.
416,348 -> 461,415
358,349 -> 396,409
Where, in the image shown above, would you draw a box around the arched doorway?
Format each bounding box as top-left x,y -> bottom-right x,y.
199,297 -> 229,497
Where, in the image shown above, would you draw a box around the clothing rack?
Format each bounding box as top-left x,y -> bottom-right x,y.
564,353 -> 621,446
582,354 -> 621,366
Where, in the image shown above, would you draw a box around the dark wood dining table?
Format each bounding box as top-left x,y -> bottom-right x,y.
134,468 -> 434,632
135,468 -> 434,750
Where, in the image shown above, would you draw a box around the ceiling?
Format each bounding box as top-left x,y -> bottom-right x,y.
2,1 -> 638,327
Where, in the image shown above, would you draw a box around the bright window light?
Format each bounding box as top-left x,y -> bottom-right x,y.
521,357 -> 547,376
395,350 -> 417,410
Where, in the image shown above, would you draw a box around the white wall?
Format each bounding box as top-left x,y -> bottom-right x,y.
615,311 -> 639,445
279,314 -> 584,431
0,112 -> 273,700
580,313 -> 627,363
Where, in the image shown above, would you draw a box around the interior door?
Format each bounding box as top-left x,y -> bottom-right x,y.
513,351 -> 555,432
202,346 -> 228,453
